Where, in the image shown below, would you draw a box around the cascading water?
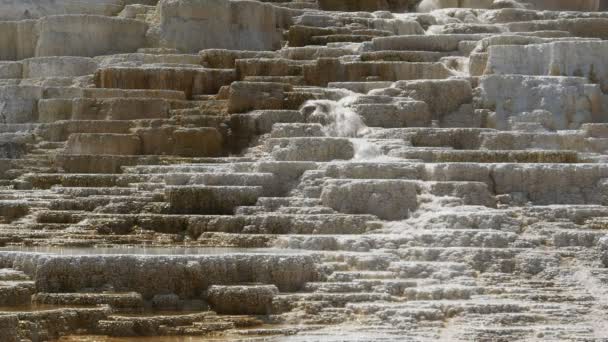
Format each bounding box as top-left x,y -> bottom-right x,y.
416,0 -> 443,12
350,138 -> 383,160
300,95 -> 384,160
301,96 -> 367,138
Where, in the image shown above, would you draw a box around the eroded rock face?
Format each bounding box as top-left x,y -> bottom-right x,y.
0,0 -> 131,20
478,75 -> 603,130
37,15 -> 149,58
207,285 -> 278,314
13,254 -> 317,295
319,0 -> 422,11
0,315 -> 19,342
418,0 -> 600,11
0,0 -> 608,341
486,41 -> 608,91
95,66 -> 236,98
321,179 -> 418,219
524,0 -> 599,11
158,0 -> 287,52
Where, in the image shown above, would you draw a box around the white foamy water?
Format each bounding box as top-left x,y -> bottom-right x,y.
301,96 -> 368,138
417,0 -> 442,12
301,94 -> 388,160
351,138 -> 383,160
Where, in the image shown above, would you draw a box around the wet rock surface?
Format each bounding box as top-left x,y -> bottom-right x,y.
0,0 -> 608,341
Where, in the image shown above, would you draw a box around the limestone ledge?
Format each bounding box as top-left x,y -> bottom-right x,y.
0,252 -> 319,297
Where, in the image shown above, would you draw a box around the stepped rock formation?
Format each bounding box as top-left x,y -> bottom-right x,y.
0,0 -> 608,341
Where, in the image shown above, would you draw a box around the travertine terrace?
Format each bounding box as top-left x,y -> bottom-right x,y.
1,0 -> 608,341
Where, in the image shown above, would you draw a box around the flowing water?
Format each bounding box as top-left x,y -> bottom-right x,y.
301,94 -> 385,160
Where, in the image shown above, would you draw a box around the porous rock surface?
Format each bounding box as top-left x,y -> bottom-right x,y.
0,0 -> 608,341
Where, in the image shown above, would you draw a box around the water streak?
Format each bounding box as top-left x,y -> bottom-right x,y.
301,96 -> 368,138
301,95 -> 384,159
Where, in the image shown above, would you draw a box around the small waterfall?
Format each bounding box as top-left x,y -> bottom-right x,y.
301,95 -> 383,160
301,96 -> 367,138
417,0 -> 442,12
351,138 -> 383,160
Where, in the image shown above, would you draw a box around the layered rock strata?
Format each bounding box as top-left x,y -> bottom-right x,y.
0,0 -> 607,341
